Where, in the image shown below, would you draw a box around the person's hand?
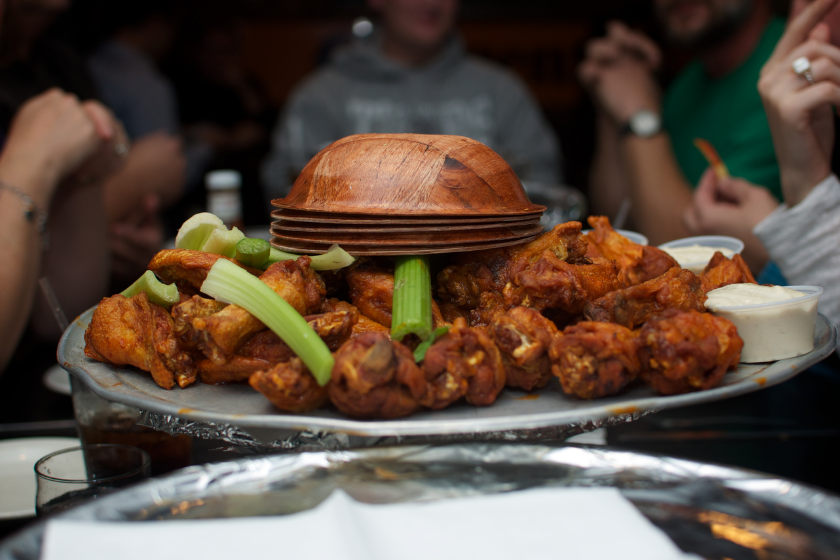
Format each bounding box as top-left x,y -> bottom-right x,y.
0,89 -> 109,206
65,101 -> 130,188
113,132 -> 187,213
109,194 -> 165,284
758,0 -> 840,207
683,168 -> 779,272
579,21 -> 662,124
684,168 -> 780,234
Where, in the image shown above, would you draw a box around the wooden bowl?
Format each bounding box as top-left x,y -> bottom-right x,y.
272,133 -> 545,216
269,223 -> 544,246
271,217 -> 542,234
269,235 -> 543,256
270,208 -> 542,225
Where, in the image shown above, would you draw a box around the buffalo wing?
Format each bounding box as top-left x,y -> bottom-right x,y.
639,309 -> 743,395
329,332 -> 426,418
549,321 -> 642,399
490,306 -> 560,391
584,267 -> 706,329
585,216 -> 678,287
84,293 -> 197,389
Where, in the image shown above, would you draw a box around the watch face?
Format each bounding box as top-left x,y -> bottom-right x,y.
631,111 -> 661,137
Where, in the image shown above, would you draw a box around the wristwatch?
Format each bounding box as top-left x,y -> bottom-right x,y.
620,110 -> 662,138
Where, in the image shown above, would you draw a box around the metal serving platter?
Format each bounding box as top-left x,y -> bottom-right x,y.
58,308 -> 836,439
2,443 -> 840,560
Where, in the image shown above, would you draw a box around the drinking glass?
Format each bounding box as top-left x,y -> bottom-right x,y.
34,444 -> 150,517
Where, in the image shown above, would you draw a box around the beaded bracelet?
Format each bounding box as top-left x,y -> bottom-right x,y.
1,180 -> 49,248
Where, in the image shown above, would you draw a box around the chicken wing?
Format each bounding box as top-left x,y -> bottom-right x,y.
584,267 -> 706,329
489,306 -> 560,391
436,222 -> 589,315
171,295 -> 227,352
197,310 -> 357,385
191,257 -> 326,363
421,317 -> 506,407
346,258 -> 396,327
549,321 -> 642,399
329,332 -> 426,419
639,308 -> 743,395
148,249 -> 262,294
321,298 -> 391,336
699,252 -> 757,294
506,251 -> 622,315
84,293 -> 198,389
249,357 -> 329,413
585,216 -> 678,287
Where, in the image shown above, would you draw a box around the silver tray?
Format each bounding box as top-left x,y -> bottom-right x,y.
2,443 -> 840,559
58,308 -> 836,439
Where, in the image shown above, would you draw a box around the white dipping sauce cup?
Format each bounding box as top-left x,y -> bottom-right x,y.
705,285 -> 822,363
658,235 -> 745,274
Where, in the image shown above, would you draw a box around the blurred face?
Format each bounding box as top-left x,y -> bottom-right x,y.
369,0 -> 458,52
655,0 -> 754,49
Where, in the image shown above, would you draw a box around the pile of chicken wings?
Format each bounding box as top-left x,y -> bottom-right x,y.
84,217 -> 756,419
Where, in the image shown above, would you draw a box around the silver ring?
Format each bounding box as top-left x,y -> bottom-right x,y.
114,142 -> 129,156
792,56 -> 815,85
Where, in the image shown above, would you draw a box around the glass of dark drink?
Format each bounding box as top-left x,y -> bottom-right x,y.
34,444 -> 151,517
70,376 -> 193,476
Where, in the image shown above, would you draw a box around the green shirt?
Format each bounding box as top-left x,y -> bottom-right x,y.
663,17 -> 785,201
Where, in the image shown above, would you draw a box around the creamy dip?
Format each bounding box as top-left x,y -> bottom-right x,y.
705,284 -> 819,363
661,245 -> 734,273
704,284 -> 805,309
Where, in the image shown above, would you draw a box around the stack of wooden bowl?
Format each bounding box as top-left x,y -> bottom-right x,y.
270,133 -> 546,255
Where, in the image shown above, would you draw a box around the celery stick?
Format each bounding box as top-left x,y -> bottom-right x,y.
175,212 -> 225,250
201,259 -> 334,386
236,237 -> 271,267
413,326 -> 449,362
121,270 -> 179,308
391,255 -> 432,342
261,244 -> 356,271
202,227 -> 245,258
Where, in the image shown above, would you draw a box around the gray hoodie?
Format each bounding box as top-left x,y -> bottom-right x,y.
261,33 -> 563,198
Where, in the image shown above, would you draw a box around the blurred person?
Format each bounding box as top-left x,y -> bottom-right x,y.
580,0 -> 784,272
261,0 -> 562,199
168,18 -> 274,226
0,0 -> 187,290
686,0 -> 840,351
0,88 -> 124,372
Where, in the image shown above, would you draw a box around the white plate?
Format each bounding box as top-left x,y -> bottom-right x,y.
42,364 -> 72,396
0,437 -> 80,519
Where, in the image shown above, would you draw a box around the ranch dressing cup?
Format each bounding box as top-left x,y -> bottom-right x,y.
704,284 -> 823,363
659,235 -> 744,274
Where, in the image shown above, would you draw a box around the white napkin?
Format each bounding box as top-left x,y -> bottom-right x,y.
42,487 -> 699,560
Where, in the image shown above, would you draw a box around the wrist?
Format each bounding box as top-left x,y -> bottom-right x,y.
0,153 -> 57,210
619,109 -> 663,139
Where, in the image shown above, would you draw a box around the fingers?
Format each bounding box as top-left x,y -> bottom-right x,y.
606,20 -> 661,68
693,167 -> 718,205
81,101 -> 115,140
769,0 -> 840,64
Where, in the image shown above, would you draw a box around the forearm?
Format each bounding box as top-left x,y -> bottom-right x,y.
588,113 -> 630,220
754,175 -> 840,348
0,200 -> 45,370
622,134 -> 692,244
31,182 -> 110,339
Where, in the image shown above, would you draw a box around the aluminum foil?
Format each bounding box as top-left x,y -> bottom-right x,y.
136,409 -> 657,453
3,444 -> 839,560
